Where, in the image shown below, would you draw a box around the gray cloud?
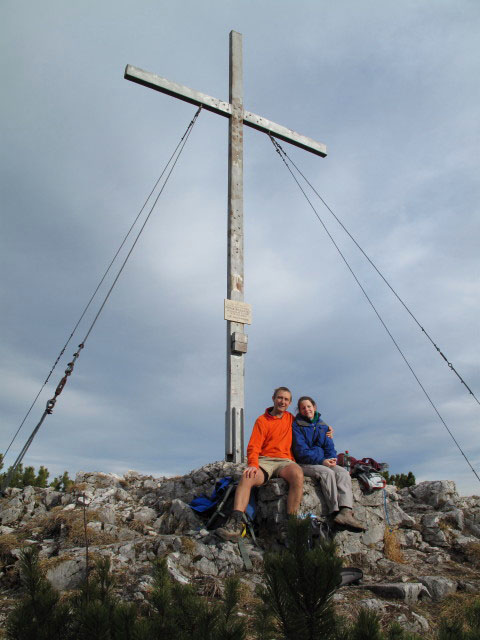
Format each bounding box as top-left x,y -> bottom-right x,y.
1,1 -> 479,496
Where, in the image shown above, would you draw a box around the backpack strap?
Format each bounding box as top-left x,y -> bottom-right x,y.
205,482 -> 236,529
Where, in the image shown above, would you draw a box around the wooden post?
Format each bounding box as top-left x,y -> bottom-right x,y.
225,31 -> 245,462
124,30 -> 327,464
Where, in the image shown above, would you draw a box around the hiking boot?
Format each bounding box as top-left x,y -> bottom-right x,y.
333,508 -> 366,531
216,511 -> 245,541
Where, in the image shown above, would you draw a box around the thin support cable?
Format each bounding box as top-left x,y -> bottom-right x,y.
82,105 -> 201,345
3,108 -> 202,460
277,145 -> 480,407
269,134 -> 480,485
1,107 -> 202,492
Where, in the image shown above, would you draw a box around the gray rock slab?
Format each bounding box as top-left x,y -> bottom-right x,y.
418,575 -> 457,601
384,502 -> 416,528
133,507 -> 157,524
0,506 -> 23,525
193,556 -> 218,576
361,524 -> 385,546
166,554 -> 190,584
46,558 -> 86,591
411,481 -> 458,508
366,582 -> 430,603
362,598 -> 386,612
45,491 -> 63,509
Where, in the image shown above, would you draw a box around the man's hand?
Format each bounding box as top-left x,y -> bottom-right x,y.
322,458 -> 337,468
244,466 -> 259,479
326,424 -> 334,439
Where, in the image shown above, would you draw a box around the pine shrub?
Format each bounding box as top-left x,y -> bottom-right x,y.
255,516 -> 342,640
5,546 -> 71,640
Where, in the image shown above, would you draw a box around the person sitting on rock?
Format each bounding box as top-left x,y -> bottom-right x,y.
217,386 -> 304,542
292,395 -> 365,531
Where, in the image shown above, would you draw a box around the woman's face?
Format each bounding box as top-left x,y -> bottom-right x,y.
299,400 -> 316,420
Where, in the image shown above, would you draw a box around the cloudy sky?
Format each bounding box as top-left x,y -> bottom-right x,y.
2,1 -> 479,495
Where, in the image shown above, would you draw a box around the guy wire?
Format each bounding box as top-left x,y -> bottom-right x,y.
3,108 -> 202,461
269,134 -> 480,485
1,107 -> 202,491
275,141 -> 480,407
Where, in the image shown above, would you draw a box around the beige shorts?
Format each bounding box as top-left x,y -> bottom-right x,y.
259,456 -> 296,481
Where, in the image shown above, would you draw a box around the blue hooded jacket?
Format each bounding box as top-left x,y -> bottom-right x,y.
292,413 -> 337,465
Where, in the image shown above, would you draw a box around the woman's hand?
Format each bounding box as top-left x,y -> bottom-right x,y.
326,425 -> 334,439
243,466 -> 259,478
322,458 -> 337,468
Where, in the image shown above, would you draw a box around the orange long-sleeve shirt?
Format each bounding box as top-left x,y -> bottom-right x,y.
247,408 -> 294,468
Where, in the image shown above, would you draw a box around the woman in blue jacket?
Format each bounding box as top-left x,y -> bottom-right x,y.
292,395 -> 365,530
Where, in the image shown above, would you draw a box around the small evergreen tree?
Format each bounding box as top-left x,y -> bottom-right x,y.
5,546 -> 71,640
6,463 -> 25,489
145,558 -> 245,640
22,466 -> 36,488
69,556 -> 131,639
35,465 -> 50,487
50,471 -> 74,492
0,459 -> 52,490
347,609 -> 384,640
385,621 -> 421,639
255,516 -> 341,640
381,471 -> 416,489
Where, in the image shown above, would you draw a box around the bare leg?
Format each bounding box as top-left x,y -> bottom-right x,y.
278,463 -> 304,515
233,469 -> 266,512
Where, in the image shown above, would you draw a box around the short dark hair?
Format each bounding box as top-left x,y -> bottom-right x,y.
273,386 -> 292,399
296,396 -> 317,412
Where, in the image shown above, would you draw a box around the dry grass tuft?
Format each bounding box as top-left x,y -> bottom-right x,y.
0,534 -> 23,561
383,527 -> 404,563
193,575 -> 223,598
66,482 -> 88,494
465,542 -> 480,567
21,508 -> 115,546
181,536 -> 197,555
39,553 -> 74,572
128,519 -> 145,534
438,593 -> 480,628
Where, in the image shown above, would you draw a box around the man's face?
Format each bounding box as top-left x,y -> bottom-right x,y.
272,390 -> 292,413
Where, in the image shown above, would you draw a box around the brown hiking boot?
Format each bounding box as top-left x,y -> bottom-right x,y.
333,508 -> 366,531
216,511 -> 245,541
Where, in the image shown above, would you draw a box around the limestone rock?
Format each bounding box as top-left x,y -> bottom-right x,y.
46,558 -> 86,591
410,480 -> 458,509
1,460 -> 480,639
366,582 -> 430,603
133,507 -> 157,524
0,506 -> 23,526
418,575 -> 457,601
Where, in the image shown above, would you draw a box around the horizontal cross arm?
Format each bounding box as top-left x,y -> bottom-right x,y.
125,65 -> 232,117
244,111 -> 326,157
125,65 -> 327,157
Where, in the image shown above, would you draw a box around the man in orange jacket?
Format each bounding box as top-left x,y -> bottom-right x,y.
217,386 -> 304,541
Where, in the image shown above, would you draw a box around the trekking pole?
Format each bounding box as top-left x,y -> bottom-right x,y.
206,484 -> 235,529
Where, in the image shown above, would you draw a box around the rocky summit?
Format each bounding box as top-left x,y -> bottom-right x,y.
1,461 -> 480,635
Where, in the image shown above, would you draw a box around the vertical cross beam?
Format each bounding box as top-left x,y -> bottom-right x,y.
225,31 -> 245,462
124,31 -> 326,465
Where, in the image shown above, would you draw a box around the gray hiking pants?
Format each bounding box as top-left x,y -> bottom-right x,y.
301,464 -> 353,513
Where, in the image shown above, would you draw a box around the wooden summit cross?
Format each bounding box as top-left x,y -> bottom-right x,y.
125,30 -> 327,463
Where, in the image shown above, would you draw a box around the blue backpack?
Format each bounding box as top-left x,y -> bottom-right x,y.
190,476 -> 256,534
